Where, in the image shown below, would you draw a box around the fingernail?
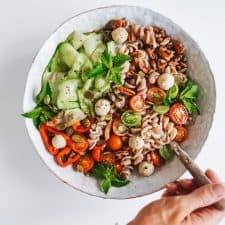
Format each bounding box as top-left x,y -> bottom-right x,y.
212,184 -> 225,197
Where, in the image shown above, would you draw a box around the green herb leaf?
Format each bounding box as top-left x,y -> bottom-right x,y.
22,107 -> 42,119
159,145 -> 174,161
111,177 -> 130,187
101,50 -> 112,68
92,163 -> 107,178
182,98 -> 200,114
92,163 -> 129,194
180,81 -> 198,99
108,67 -> 122,85
35,81 -> 52,105
22,105 -> 55,129
88,63 -> 107,78
112,54 -> 131,67
101,179 -> 111,194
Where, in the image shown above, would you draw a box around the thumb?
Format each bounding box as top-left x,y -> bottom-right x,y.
184,183 -> 225,212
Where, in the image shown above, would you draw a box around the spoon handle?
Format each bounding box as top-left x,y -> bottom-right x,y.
170,142 -> 225,211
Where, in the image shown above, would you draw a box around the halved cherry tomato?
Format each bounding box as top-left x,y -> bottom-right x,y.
147,87 -> 166,105
116,164 -> 123,173
72,118 -> 94,133
129,95 -> 146,112
92,143 -> 106,162
107,134 -> 123,151
112,118 -> 128,136
71,134 -> 89,153
169,103 -> 188,125
75,155 -> 94,173
55,147 -> 80,167
150,151 -> 164,167
174,126 -> 188,142
100,152 -> 116,166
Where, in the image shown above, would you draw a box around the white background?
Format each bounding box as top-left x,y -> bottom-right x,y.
0,0 -> 225,224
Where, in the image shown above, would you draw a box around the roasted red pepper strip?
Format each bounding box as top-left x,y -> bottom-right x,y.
39,124 -> 67,155
39,124 -> 84,155
72,118 -> 94,133
55,147 -> 80,167
92,143 -> 106,162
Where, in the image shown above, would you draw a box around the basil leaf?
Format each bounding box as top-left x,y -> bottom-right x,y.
108,67 -> 122,85
112,54 -> 131,67
33,117 -> 40,129
92,163 -> 107,178
182,85 -> 198,99
101,50 -> 112,68
182,98 -> 200,114
101,179 -> 111,194
180,81 -> 198,99
88,63 -> 107,78
180,81 -> 192,97
159,145 -> 174,161
111,177 -> 129,187
22,107 -> 42,119
36,81 -> 52,105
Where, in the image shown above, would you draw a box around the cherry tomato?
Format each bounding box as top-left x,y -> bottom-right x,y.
92,143 -> 106,162
129,95 -> 146,112
100,152 -> 116,166
174,126 -> 188,142
75,155 -> 94,173
150,151 -> 164,167
72,118 -> 93,133
116,164 -> 123,173
71,134 -> 89,152
107,134 -> 123,151
112,118 -> 128,136
147,87 -> 166,105
169,103 -> 188,125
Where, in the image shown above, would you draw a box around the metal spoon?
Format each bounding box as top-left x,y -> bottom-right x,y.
169,141 -> 225,211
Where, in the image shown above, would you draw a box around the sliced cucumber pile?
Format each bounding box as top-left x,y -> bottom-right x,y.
42,30 -> 115,116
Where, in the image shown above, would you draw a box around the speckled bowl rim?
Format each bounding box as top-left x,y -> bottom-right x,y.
23,5 -> 216,199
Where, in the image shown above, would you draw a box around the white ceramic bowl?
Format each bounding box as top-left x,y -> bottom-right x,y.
23,5 -> 216,199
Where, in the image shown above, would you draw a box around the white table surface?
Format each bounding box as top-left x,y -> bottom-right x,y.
0,0 -> 225,224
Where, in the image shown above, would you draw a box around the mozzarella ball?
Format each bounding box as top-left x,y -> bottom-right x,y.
128,136 -> 144,150
138,161 -> 155,177
51,135 -> 67,149
111,27 -> 128,44
157,73 -> 175,90
95,99 -> 111,116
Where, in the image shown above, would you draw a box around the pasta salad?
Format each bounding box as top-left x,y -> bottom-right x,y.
23,18 -> 199,193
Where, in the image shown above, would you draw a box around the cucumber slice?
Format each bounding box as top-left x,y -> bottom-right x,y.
66,31 -> 88,50
83,33 -> 103,56
83,78 -> 95,91
56,79 -> 81,109
90,43 -> 106,64
169,83 -> 179,99
79,52 -> 93,72
77,89 -> 94,116
153,105 -> 170,114
57,100 -> 80,110
107,41 -> 119,56
58,43 -> 78,68
67,70 -> 80,79
50,51 -> 68,72
48,72 -> 65,103
94,77 -> 108,90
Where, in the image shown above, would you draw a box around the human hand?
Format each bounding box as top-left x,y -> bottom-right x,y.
128,169 -> 225,225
